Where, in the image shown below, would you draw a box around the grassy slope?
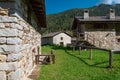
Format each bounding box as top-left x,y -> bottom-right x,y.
37,45 -> 120,80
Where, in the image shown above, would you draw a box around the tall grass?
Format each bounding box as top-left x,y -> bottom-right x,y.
37,45 -> 120,80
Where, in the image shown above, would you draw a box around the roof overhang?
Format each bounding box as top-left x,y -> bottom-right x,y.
29,0 -> 46,28
72,17 -> 120,29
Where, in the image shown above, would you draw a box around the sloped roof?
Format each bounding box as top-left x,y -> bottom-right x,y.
75,16 -> 120,22
72,16 -> 120,29
42,32 -> 71,38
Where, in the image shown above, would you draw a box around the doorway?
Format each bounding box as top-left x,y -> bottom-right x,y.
60,42 -> 64,46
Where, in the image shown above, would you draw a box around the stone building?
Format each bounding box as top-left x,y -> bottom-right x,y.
72,9 -> 120,50
42,32 -> 71,46
0,0 -> 46,80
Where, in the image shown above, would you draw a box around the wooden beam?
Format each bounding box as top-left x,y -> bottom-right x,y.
79,45 -> 110,52
30,0 -> 44,5
33,10 -> 45,13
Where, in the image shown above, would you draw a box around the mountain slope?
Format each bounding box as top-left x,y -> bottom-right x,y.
41,4 -> 120,34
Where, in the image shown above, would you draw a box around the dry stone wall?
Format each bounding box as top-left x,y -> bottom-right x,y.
116,42 -> 120,49
85,31 -> 116,50
116,36 -> 120,49
0,12 -> 41,80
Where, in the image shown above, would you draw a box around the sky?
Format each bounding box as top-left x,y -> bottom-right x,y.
46,0 -> 120,15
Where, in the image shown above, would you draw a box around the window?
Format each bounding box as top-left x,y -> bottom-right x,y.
117,38 -> 120,42
61,37 -> 63,40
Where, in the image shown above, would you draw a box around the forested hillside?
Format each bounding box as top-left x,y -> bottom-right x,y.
41,4 -> 120,35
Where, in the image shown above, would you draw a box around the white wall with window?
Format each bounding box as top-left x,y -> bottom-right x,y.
53,33 -> 71,46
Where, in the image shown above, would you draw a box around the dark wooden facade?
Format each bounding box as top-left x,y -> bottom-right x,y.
30,0 -> 46,28
0,0 -> 46,28
72,16 -> 120,37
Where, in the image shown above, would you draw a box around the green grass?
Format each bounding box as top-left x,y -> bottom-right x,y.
37,45 -> 120,80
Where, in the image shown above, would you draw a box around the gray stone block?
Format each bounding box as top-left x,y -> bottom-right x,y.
0,71 -> 6,80
0,23 -> 5,28
0,16 -> 18,23
10,23 -> 23,30
0,45 -> 20,54
0,29 -> 18,37
0,38 -> 6,44
0,46 -> 4,54
8,68 -> 24,80
7,38 -> 22,45
7,53 -> 23,62
0,62 -> 19,71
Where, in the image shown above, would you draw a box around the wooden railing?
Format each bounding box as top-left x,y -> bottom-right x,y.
77,32 -> 120,68
78,45 -> 120,68
35,51 -> 55,65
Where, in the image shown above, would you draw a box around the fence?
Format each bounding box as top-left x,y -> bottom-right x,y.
35,50 -> 55,65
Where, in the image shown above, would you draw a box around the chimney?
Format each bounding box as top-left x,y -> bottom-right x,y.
84,9 -> 89,19
109,9 -> 115,19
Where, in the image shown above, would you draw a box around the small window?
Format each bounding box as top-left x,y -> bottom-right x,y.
85,10 -> 88,13
110,10 -> 114,13
61,37 -> 63,40
117,38 -> 120,42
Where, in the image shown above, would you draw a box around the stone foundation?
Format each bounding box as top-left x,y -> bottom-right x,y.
116,36 -> 120,49
0,13 -> 41,80
85,31 -> 116,50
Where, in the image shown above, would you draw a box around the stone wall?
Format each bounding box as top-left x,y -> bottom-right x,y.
0,12 -> 41,80
85,31 -> 116,50
116,36 -> 120,49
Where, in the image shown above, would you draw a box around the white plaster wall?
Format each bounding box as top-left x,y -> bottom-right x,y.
53,33 -> 71,46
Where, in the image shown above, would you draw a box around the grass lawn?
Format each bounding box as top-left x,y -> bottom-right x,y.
37,45 -> 120,80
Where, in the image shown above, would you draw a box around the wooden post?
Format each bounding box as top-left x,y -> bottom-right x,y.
35,55 -> 37,64
51,50 -> 55,64
79,47 -> 81,55
35,55 -> 39,65
99,41 -> 100,48
73,45 -> 75,51
89,48 -> 92,60
109,50 -> 113,68
87,34 -> 88,41
93,38 -> 95,45
37,46 -> 40,55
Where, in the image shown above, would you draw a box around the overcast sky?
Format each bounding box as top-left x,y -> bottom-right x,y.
46,0 -> 120,14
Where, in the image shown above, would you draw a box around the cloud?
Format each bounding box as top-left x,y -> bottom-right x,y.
99,0 -> 120,5
99,0 -> 113,4
114,0 -> 120,4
